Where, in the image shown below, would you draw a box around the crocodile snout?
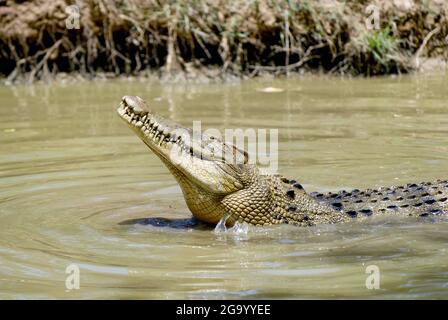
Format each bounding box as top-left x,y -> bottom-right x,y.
121,95 -> 150,115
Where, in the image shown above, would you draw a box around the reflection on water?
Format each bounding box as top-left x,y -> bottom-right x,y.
0,74 -> 447,299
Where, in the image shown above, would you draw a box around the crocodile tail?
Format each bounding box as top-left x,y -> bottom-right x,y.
311,180 -> 448,218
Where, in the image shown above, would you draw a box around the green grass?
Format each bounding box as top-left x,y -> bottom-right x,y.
364,27 -> 399,65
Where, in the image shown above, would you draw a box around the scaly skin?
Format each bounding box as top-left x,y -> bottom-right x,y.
117,96 -> 448,227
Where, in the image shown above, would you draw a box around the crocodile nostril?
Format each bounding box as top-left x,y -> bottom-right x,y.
122,95 -> 150,115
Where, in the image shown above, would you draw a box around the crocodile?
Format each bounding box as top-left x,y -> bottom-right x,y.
117,95 -> 448,227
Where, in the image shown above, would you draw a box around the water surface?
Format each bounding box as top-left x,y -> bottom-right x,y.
0,74 -> 447,299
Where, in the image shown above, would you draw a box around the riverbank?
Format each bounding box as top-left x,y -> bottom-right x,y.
1,0 -> 447,83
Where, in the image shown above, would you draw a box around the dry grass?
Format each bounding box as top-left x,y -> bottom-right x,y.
0,0 -> 447,82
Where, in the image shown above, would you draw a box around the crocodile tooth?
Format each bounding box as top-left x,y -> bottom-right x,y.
141,115 -> 147,122
136,121 -> 143,128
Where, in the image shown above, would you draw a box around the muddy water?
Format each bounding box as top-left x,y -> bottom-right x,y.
1,74 -> 447,299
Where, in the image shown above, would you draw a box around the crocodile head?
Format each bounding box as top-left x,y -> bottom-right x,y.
117,96 -> 264,225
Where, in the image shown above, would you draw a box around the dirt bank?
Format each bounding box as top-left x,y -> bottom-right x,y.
1,0 -> 447,83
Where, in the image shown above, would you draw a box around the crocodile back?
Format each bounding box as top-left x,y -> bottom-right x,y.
311,180 -> 448,218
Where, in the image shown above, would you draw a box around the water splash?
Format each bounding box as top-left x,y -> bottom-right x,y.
214,213 -> 231,234
230,221 -> 249,235
213,214 -> 250,239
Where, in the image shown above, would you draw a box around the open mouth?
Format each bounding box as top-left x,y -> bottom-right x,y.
117,96 -> 183,148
